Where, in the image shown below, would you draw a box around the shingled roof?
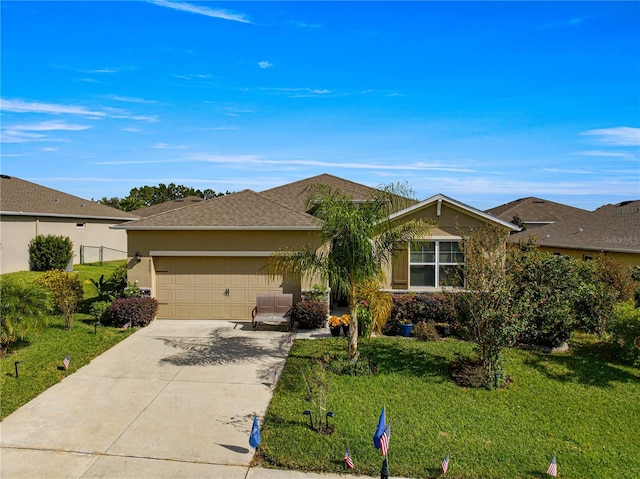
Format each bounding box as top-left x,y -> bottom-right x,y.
487,197 -> 586,226
508,200 -> 640,254
133,196 -> 204,218
116,189 -> 320,230
0,175 -> 138,220
260,173 -> 418,213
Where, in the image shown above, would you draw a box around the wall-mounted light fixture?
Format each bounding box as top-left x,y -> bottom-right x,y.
135,252 -> 142,262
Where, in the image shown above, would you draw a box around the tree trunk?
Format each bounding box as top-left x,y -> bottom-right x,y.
348,284 -> 359,360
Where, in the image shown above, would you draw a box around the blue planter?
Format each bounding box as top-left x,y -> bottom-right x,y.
398,323 -> 414,337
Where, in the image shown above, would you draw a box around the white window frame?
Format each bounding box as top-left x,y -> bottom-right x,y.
408,239 -> 465,289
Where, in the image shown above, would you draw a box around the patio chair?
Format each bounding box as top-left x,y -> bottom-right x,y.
252,293 -> 293,331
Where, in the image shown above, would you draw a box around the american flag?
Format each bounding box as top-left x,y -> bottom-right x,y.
380,422 -> 391,456
441,453 -> 450,474
343,449 -> 354,469
63,354 -> 70,370
547,455 -> 557,477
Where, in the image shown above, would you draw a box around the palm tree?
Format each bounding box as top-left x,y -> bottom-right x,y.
268,182 -> 431,359
0,279 -> 52,350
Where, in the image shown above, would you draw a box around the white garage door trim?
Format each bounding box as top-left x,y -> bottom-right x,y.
150,250 -> 275,257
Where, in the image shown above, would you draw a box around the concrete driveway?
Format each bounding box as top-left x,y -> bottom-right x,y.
1,320 -> 295,478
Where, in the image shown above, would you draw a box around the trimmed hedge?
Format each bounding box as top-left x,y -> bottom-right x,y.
28,234 -> 73,271
106,297 -> 159,328
291,300 -> 328,329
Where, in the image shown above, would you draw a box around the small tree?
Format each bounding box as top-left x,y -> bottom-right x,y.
448,225 -> 523,388
35,271 -> 83,329
0,279 -> 52,350
29,234 -> 73,271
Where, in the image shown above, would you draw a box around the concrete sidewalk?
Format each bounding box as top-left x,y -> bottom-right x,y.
1,320 -> 394,479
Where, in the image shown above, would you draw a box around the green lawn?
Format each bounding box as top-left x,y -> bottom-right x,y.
1,261 -> 136,420
261,335 -> 640,479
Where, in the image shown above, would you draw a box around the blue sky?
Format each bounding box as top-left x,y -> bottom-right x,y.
1,1 -> 639,210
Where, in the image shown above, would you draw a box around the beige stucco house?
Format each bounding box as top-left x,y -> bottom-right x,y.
116,174 -> 518,320
0,175 -> 138,274
508,200 -> 640,268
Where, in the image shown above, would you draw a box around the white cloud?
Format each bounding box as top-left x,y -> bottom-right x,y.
147,0 -> 250,24
578,150 -> 636,159
541,167 -> 595,175
8,120 -> 91,132
105,95 -> 157,104
263,87 -> 333,98
258,61 -> 273,69
0,130 -> 47,143
580,127 -> 640,146
152,143 -> 190,150
1,98 -> 106,117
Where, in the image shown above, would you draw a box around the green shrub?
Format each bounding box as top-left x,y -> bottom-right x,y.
28,234 -> 73,271
34,271 -> 83,329
106,297 -> 158,328
303,284 -> 329,302
575,255 -> 635,337
357,301 -> 373,338
510,251 -> 579,348
89,301 -> 112,323
414,321 -> 439,341
291,300 -> 328,329
608,300 -> 640,366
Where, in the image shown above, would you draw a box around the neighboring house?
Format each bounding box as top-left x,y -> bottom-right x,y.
0,175 -> 138,274
116,174 -> 518,320
133,196 -> 204,217
486,196 -> 587,230
508,200 -> 640,268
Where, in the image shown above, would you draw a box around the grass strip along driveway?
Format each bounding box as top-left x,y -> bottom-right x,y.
261,336 -> 640,479
1,261 -> 135,420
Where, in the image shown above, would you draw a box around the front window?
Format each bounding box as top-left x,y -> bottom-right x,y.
409,240 -> 464,288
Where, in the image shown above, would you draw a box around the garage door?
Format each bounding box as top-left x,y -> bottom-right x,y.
155,257 -> 297,320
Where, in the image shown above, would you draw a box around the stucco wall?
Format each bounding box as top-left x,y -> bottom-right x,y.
0,215 -> 129,273
382,202 -> 512,290
537,246 -> 640,268
126,229 -> 324,292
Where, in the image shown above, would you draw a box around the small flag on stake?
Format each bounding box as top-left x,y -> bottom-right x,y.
380,421 -> 391,457
344,448 -> 354,469
546,454 -> 557,477
441,453 -> 450,474
273,369 -> 279,386
63,354 -> 70,370
249,414 -> 261,449
373,407 -> 386,450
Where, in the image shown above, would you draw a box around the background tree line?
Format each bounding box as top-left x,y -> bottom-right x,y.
97,183 -> 230,211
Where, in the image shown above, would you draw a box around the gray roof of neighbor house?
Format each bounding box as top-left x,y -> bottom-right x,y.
133,196 -> 204,218
260,173 -> 418,213
115,189 -> 320,230
486,197 -> 587,226
0,175 -> 138,221
508,200 -> 640,254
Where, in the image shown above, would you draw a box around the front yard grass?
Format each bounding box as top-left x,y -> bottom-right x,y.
1,261 -> 136,420
261,335 -> 640,479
